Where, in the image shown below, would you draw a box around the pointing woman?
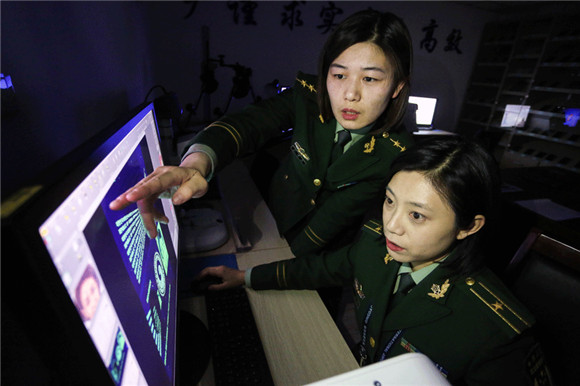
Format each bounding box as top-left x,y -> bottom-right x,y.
110,9 -> 414,257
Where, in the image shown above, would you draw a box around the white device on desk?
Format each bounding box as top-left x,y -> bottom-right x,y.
306,353 -> 450,385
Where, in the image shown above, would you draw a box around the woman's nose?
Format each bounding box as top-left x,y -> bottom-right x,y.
384,212 -> 404,236
344,80 -> 361,101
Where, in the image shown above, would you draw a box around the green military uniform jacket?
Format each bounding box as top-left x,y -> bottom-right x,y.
188,72 -> 413,256
250,220 -> 551,385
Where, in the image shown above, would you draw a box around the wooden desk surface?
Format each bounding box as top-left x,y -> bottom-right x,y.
179,160 -> 359,385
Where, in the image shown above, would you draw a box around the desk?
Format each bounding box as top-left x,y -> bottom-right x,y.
179,160 -> 359,385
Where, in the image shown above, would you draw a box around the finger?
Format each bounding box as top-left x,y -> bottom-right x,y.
137,199 -> 166,239
125,168 -> 182,202
196,266 -> 220,280
208,282 -> 232,291
109,170 -> 167,210
173,171 -> 209,204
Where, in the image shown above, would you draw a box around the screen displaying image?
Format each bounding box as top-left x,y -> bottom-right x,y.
38,104 -> 178,386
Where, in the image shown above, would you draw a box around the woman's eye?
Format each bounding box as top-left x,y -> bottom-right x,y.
384,196 -> 394,205
333,73 -> 345,80
410,212 -> 425,221
363,76 -> 377,82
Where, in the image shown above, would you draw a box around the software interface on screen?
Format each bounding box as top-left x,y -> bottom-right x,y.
409,96 -> 437,128
38,104 -> 179,386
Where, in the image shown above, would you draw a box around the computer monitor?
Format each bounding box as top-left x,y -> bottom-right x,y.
500,104 -> 531,128
409,96 -> 437,129
1,103 -> 198,385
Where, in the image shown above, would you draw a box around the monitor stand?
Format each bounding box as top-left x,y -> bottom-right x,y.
176,310 -> 211,386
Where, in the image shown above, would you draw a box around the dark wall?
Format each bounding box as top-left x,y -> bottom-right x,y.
1,1 -> 154,197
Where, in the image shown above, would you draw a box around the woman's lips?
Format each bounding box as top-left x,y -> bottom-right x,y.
341,109 -> 359,120
386,238 -> 404,252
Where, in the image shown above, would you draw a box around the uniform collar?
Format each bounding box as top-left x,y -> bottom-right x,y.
335,121 -> 374,152
396,259 -> 446,290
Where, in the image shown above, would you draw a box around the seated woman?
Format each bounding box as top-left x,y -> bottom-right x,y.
196,136 -> 551,385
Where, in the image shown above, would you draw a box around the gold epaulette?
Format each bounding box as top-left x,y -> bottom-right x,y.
296,77 -> 317,93
362,219 -> 383,236
463,276 -> 533,335
380,131 -> 407,152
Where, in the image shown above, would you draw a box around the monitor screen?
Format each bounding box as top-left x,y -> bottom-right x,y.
409,96 -> 437,128
3,103 -> 180,385
501,104 -> 531,128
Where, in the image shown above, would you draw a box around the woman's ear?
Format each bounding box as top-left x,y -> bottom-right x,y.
456,215 -> 486,240
391,81 -> 405,99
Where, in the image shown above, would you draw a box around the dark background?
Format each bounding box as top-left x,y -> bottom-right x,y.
2,1 -> 573,198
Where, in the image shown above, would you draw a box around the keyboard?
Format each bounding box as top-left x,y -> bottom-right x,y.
205,287 -> 274,386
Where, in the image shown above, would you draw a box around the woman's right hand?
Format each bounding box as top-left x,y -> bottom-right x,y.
108,152 -> 211,238
195,265 -> 246,290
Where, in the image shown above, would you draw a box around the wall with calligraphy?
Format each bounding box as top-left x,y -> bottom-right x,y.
0,1 -> 565,197
143,1 -> 501,132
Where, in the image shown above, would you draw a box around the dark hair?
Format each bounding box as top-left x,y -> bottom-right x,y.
387,136 -> 501,276
317,10 -> 413,133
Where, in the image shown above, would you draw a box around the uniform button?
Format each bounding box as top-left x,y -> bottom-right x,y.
369,337 -> 376,347
382,132 -> 389,138
465,277 -> 475,286
313,178 -> 321,186
284,174 -> 289,180
310,199 -> 316,206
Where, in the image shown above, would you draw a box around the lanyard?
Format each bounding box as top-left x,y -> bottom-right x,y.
359,304 -> 403,365
358,304 -> 373,365
360,304 -> 448,378
379,329 -> 403,361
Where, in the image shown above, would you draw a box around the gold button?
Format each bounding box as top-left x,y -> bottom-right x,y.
382,132 -> 389,138
284,174 -> 289,180
313,178 -> 321,186
465,277 -> 475,286
370,337 -> 376,347
310,199 -> 316,206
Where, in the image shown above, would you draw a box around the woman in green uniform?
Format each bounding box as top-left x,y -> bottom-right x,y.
197,136 -> 551,385
109,9 -> 414,256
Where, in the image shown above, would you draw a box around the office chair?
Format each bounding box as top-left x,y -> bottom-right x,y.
503,228 -> 580,385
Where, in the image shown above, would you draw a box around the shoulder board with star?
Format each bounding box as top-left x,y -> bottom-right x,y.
457,273 -> 535,337
377,129 -> 413,154
362,219 -> 383,236
294,72 -> 318,94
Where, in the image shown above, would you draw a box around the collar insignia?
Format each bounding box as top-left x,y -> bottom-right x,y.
291,141 -> 310,164
428,279 -> 450,299
354,278 -> 365,300
319,114 -> 324,123
384,253 -> 394,265
363,136 -> 376,153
